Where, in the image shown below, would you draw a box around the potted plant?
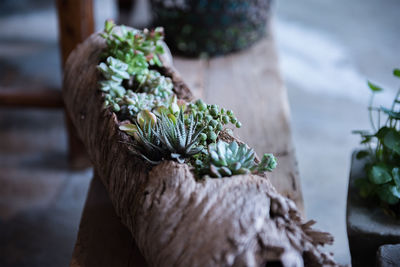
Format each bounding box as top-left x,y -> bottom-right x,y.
150,0 -> 272,57
63,20 -> 339,266
347,69 -> 400,267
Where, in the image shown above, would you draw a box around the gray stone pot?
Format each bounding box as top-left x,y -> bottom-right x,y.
150,0 -> 272,57
346,151 -> 400,267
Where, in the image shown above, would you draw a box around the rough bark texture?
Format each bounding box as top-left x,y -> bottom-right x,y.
63,30 -> 339,267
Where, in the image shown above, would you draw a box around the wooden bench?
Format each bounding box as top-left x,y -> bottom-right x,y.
70,30 -> 304,266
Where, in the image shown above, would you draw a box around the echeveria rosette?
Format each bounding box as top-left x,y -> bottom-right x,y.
207,140 -> 277,178
97,56 -> 130,111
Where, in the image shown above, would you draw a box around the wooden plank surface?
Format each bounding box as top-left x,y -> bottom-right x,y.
71,175 -> 148,267
71,33 -> 303,266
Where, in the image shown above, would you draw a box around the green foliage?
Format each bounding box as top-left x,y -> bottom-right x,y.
137,70 -> 173,99
195,140 -> 277,178
98,21 -> 279,180
353,68 -> 400,208
101,20 -> 165,71
155,110 -> 204,163
188,99 -> 241,145
97,57 -> 129,111
98,20 -> 174,119
121,120 -> 167,164
120,110 -> 204,164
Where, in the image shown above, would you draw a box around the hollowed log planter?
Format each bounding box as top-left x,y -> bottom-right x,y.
63,30 -> 338,266
346,151 -> 400,267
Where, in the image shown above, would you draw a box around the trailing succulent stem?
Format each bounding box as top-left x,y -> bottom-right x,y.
353,68 -> 400,211
188,99 -> 241,145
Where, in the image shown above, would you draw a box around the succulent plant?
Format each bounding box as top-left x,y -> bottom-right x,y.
98,56 -> 130,112
199,140 -> 277,178
120,120 -> 167,164
188,99 -> 241,145
120,110 -> 204,164
155,110 -> 204,163
101,20 -> 165,71
257,153 -> 278,172
98,21 -> 176,120
136,69 -> 173,99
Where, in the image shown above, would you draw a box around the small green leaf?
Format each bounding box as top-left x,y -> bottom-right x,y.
380,106 -> 400,119
392,168 -> 400,187
382,128 -> 400,154
375,126 -> 390,140
368,163 -> 392,184
393,68 -> 400,78
367,81 -> 383,92
119,123 -> 137,132
377,184 -> 400,205
352,130 -> 371,135
105,19 -> 115,33
356,150 -> 370,159
355,178 -> 374,198
390,185 -> 400,198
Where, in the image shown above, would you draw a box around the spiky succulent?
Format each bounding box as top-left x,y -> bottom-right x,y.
200,140 -> 277,178
120,120 -> 167,164
155,110 -> 204,163
120,110 -> 204,164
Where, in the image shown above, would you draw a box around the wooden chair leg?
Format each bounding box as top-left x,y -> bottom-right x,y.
56,0 -> 94,169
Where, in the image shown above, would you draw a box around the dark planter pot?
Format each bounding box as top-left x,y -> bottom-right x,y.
346,151 -> 400,267
150,0 -> 272,57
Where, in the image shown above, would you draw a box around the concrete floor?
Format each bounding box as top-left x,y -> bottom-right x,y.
0,0 -> 399,266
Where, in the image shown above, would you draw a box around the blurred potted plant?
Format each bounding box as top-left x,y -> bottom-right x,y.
347,68 -> 400,267
150,0 -> 272,57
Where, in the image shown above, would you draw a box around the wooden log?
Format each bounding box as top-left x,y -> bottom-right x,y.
64,29 -> 338,266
